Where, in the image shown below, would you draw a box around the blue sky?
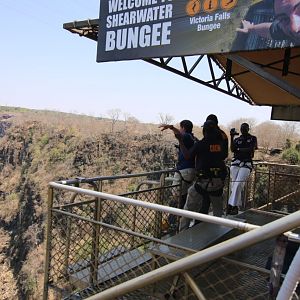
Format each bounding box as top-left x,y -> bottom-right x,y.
0,0 -> 273,127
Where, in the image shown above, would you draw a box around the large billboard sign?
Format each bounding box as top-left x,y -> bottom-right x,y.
97,0 -> 300,62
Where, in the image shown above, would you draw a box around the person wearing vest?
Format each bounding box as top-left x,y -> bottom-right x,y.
206,114 -> 229,159
162,120 -> 227,231
194,114 -> 229,216
227,123 -> 258,215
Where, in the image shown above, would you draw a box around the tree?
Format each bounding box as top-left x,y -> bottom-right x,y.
281,122 -> 300,140
255,122 -> 282,151
122,111 -> 131,131
127,116 -> 140,123
158,113 -> 174,125
227,118 -> 257,134
123,112 -> 140,130
107,109 -> 121,133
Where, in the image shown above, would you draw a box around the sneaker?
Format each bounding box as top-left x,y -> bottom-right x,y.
227,205 -> 238,215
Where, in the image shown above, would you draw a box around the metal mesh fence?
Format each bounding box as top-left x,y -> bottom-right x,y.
48,212 -> 277,300
244,163 -> 300,212
117,257 -> 271,300
44,164 -> 300,299
48,207 -> 180,299
46,171 -> 183,299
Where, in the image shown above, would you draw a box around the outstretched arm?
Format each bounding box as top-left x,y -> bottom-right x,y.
159,123 -> 183,140
159,124 -> 179,134
236,20 -> 272,39
159,124 -> 192,160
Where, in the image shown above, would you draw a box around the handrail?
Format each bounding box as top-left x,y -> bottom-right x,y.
49,182 -> 259,232
49,182 -> 300,241
86,210 -> 300,300
56,169 -> 176,185
53,162 -> 300,185
277,247 -> 300,300
258,189 -> 300,210
254,161 -> 300,168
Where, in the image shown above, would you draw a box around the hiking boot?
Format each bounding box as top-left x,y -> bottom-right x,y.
226,204 -> 232,214
227,205 -> 238,215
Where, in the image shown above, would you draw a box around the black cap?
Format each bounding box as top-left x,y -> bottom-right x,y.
202,120 -> 217,137
206,114 -> 218,125
202,120 -> 216,129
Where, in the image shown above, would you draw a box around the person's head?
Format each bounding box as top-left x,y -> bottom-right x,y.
274,0 -> 300,42
240,123 -> 250,135
202,120 -> 218,138
180,120 -> 193,134
206,114 -> 219,126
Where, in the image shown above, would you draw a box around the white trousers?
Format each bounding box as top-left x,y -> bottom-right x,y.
228,165 -> 251,207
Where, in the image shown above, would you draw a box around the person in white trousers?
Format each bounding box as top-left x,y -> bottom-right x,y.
227,123 -> 257,215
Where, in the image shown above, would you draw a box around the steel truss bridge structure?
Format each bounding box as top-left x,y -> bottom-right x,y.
63,18 -> 300,121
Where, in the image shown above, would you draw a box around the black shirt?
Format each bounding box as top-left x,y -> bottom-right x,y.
177,133 -> 195,170
232,134 -> 258,162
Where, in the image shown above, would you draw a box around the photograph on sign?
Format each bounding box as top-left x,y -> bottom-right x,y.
97,0 -> 300,62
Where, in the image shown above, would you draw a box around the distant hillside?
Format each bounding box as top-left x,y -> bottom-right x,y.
0,107 -> 178,299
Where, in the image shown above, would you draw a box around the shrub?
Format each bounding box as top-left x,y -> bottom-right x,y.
39,134 -> 49,147
0,192 -> 19,222
282,148 -> 300,165
49,146 -> 66,162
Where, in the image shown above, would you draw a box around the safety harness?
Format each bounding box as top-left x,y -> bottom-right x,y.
194,166 -> 228,197
231,159 -> 253,171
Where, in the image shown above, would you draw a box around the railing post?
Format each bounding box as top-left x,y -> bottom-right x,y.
267,168 -> 271,210
155,173 -> 165,238
269,166 -> 276,210
271,172 -> 277,210
226,171 -> 230,208
63,183 -> 79,280
131,197 -> 137,248
268,234 -> 288,299
251,165 -> 257,208
90,181 -> 103,286
176,175 -> 183,233
43,186 -> 54,300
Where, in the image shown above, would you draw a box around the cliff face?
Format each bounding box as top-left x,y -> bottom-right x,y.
0,109 -> 176,299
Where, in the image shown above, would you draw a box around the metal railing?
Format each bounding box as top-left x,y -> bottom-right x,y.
43,163 -> 300,299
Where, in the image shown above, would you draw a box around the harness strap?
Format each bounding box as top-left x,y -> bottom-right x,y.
196,167 -> 227,181
194,180 -> 223,197
232,159 -> 253,171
